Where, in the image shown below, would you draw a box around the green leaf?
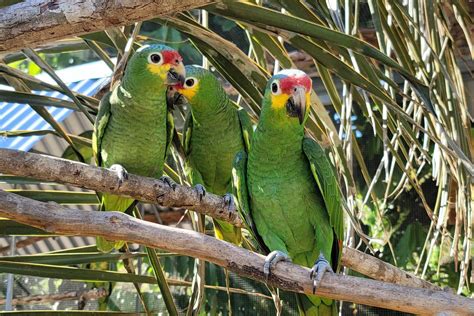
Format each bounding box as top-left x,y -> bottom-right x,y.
5,190 -> 98,204
22,48 -> 96,124
0,219 -> 50,236
0,252 -> 146,265
0,260 -> 157,284
0,90 -> 91,112
133,209 -> 178,316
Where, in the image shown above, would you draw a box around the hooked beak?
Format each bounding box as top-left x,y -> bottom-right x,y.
286,86 -> 306,124
166,62 -> 186,85
166,86 -> 186,110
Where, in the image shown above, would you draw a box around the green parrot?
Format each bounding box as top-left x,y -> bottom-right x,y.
92,44 -> 185,252
232,69 -> 344,315
173,65 -> 253,245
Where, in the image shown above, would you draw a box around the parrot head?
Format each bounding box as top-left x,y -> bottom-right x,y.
125,44 -> 185,87
263,69 -> 312,125
169,65 -> 225,111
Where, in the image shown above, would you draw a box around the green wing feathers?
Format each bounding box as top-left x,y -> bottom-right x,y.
302,137 -> 344,269
237,107 -> 254,152
92,92 -> 112,167
232,151 -> 267,252
182,110 -> 193,156
165,110 -> 175,162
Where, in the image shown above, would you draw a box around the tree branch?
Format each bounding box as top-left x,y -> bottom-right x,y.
0,190 -> 472,315
341,247 -> 440,291
0,0 -> 215,54
0,236 -> 47,255
0,148 -> 242,227
0,288 -> 108,306
0,149 -> 440,291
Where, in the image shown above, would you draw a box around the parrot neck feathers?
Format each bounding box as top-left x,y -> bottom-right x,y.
190,92 -> 234,125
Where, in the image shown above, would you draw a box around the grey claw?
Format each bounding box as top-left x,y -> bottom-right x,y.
194,184 -> 206,201
109,164 -> 128,186
223,193 -> 235,211
310,252 -> 333,294
223,194 -> 237,220
263,250 -> 291,281
160,176 -> 177,191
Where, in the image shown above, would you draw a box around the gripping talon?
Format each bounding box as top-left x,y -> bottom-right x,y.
310,252 -> 333,294
194,184 -> 206,201
223,193 -> 235,211
109,164 -> 128,187
223,193 -> 237,221
263,250 -> 291,281
160,176 -> 177,191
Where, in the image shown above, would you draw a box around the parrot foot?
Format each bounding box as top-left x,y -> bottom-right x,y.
264,250 -> 291,281
160,175 -> 177,191
223,193 -> 235,210
109,164 -> 128,186
310,252 -> 333,294
194,184 -> 206,201
222,193 -> 237,221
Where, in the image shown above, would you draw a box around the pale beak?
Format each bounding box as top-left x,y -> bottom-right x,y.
166,86 -> 186,110
286,86 -> 306,124
166,62 -> 186,85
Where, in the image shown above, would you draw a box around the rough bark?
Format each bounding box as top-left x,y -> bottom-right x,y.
0,190 -> 472,315
0,148 -> 242,227
0,0 -> 215,53
342,247 -> 440,290
0,288 -> 107,306
0,148 -> 439,291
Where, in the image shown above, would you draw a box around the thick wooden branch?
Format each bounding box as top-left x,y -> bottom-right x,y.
341,248 -> 440,291
0,191 -> 472,315
0,288 -> 107,306
0,149 -> 439,291
0,149 -> 242,227
0,0 -> 215,54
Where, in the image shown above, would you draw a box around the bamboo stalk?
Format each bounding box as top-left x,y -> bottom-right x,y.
0,190 -> 472,315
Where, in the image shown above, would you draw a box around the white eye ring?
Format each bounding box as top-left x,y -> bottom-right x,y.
184,77 -> 198,88
271,81 -> 281,95
148,53 -> 163,65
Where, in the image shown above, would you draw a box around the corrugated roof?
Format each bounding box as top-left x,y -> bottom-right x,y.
0,77 -> 109,151
0,63 -> 111,254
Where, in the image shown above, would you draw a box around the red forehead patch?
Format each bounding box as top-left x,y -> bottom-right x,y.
279,75 -> 312,94
162,50 -> 182,65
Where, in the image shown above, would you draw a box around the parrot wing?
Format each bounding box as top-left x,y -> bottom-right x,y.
232,150 -> 268,253
92,91 -> 112,167
181,109 -> 193,156
236,107 -> 254,152
165,109 -> 175,160
302,137 -> 344,269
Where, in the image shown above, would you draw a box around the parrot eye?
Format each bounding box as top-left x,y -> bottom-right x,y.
184,77 -> 198,88
271,81 -> 281,95
148,53 -> 163,65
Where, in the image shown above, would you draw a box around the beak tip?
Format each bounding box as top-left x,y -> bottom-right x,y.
178,74 -> 185,86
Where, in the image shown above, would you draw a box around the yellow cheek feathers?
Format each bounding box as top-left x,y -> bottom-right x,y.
146,63 -> 171,81
178,83 -> 199,101
270,92 -> 311,111
271,93 -> 290,109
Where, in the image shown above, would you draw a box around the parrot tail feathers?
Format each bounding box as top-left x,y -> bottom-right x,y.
96,237 -> 125,253
212,219 -> 242,246
296,293 -> 337,316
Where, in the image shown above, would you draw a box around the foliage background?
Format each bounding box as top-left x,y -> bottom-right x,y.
0,0 -> 472,314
